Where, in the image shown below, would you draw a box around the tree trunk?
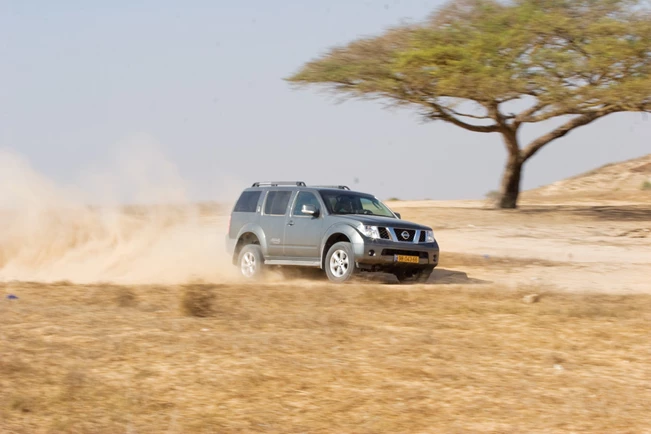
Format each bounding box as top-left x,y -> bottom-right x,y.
499,154 -> 523,209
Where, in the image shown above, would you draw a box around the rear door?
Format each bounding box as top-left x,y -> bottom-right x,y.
260,189 -> 295,258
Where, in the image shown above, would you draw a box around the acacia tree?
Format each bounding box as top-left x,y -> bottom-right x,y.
286,0 -> 651,208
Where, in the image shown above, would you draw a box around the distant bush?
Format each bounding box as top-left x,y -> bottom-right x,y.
641,180 -> 651,191
180,284 -> 216,317
485,190 -> 501,201
115,287 -> 137,308
387,197 -> 401,201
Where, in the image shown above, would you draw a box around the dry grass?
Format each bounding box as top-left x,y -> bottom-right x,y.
1,281 -> 651,433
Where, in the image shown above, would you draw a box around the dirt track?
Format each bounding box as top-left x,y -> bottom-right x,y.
390,200 -> 651,294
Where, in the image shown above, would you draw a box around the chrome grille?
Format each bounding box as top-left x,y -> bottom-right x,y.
386,228 -> 419,242
378,227 -> 391,240
396,229 -> 416,242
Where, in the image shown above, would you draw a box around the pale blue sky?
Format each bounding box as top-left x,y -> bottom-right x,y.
1,0 -> 649,203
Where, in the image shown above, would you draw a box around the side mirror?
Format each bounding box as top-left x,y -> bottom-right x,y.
302,204 -> 319,217
395,212 -> 401,219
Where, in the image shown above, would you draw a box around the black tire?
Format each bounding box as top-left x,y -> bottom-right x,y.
395,266 -> 434,284
237,244 -> 265,280
324,242 -> 357,283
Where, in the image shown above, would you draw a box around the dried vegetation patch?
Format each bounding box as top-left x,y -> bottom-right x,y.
1,281 -> 650,433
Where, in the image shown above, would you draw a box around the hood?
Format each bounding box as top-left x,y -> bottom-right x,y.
333,214 -> 430,230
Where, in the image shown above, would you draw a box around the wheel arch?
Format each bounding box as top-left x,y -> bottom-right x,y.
233,227 -> 266,265
320,224 -> 363,269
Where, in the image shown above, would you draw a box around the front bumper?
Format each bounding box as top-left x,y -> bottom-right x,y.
352,238 -> 440,269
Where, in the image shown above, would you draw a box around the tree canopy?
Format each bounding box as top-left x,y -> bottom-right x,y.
287,0 -> 651,208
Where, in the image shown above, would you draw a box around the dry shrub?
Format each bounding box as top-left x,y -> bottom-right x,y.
9,396 -> 34,413
180,284 -> 216,317
61,368 -> 88,401
484,189 -> 501,207
0,356 -> 29,377
115,287 -> 137,308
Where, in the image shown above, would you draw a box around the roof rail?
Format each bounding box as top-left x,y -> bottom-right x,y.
251,181 -> 306,187
312,185 -> 350,190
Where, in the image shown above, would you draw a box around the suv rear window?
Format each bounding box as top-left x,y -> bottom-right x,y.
264,190 -> 292,215
233,191 -> 261,213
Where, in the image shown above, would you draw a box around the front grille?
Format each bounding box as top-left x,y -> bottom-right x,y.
378,227 -> 391,240
394,228 -> 416,242
381,249 -> 429,259
419,231 -> 427,243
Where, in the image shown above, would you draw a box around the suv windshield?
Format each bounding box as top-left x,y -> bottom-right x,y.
319,191 -> 396,218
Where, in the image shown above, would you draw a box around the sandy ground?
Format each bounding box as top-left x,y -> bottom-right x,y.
388,200 -> 651,294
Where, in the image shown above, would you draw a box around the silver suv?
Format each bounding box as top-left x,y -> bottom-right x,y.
226,181 -> 440,283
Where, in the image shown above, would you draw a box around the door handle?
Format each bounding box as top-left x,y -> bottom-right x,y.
287,220 -> 295,226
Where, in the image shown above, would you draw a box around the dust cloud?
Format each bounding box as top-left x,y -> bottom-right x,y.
0,137 -> 243,284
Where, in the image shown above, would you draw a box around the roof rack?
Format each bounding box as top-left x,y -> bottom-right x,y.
312,185 -> 350,190
251,181 -> 306,187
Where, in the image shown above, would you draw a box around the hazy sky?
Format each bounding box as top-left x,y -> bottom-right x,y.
2,0 -> 649,203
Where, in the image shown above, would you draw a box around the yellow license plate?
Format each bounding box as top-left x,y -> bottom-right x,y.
395,255 -> 419,264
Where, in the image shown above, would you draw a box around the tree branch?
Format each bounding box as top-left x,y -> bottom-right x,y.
521,112 -> 607,161
513,102 -> 548,129
514,101 -> 617,126
429,103 -> 500,133
445,107 -> 494,120
563,36 -> 591,60
521,108 -> 584,124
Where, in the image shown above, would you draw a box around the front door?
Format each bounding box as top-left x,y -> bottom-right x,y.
260,189 -> 294,258
284,191 -> 324,260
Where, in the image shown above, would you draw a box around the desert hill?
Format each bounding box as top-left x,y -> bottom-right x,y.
524,154 -> 651,202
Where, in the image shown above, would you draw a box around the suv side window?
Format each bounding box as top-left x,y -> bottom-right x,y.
292,191 -> 320,216
264,190 -> 292,215
233,191 -> 262,213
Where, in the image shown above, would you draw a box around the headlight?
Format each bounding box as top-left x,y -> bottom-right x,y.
426,230 -> 435,243
359,225 -> 380,239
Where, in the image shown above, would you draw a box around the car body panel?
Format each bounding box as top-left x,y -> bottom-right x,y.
319,222 -> 366,265
285,215 -> 324,259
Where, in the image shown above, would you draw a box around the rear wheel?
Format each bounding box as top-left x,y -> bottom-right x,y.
395,266 -> 434,284
238,244 -> 265,280
324,242 -> 357,283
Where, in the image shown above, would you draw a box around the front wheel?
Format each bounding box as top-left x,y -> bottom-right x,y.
324,242 -> 357,283
238,244 -> 265,280
395,266 -> 434,284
